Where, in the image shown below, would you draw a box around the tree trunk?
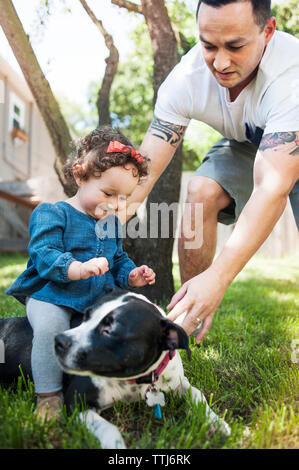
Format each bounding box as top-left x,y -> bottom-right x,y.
141,0 -> 178,101
123,0 -> 182,303
0,0 -> 74,196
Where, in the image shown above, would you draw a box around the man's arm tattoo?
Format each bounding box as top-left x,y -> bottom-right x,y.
148,117 -> 186,147
260,131 -> 299,156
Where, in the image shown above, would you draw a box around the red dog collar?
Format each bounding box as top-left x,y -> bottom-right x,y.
128,350 -> 176,385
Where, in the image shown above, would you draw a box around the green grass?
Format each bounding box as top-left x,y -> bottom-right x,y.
0,252 -> 298,449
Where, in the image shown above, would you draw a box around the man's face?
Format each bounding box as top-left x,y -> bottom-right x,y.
198,1 -> 276,98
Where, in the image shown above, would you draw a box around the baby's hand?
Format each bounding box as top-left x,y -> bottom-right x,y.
68,258 -> 109,280
80,257 -> 109,279
128,265 -> 156,287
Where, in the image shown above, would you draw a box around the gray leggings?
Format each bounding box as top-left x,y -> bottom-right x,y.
26,297 -> 74,394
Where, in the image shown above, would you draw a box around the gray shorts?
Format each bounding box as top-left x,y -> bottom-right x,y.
195,137 -> 299,228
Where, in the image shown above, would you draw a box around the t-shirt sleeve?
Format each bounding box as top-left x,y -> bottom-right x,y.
154,62 -> 192,127
262,67 -> 299,135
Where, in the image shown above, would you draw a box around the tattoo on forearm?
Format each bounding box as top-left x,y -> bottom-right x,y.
260,132 -> 299,156
149,117 -> 186,147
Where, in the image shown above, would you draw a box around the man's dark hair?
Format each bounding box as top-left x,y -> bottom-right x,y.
196,0 -> 271,30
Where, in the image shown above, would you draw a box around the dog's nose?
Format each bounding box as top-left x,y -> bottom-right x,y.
55,334 -> 72,356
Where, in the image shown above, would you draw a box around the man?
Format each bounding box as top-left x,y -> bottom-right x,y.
128,0 -> 299,342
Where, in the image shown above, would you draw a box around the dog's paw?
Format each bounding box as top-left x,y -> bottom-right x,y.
209,418 -> 231,438
218,419 -> 231,437
79,410 -> 127,449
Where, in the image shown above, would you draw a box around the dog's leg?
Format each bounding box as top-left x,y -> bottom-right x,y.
79,409 -> 126,449
178,377 -> 231,437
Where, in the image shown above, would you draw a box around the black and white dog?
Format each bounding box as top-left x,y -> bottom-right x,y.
0,289 -> 230,448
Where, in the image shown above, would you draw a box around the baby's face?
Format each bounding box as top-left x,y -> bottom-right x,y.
76,164 -> 139,219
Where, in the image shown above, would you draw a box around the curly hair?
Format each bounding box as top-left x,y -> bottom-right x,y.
63,126 -> 150,185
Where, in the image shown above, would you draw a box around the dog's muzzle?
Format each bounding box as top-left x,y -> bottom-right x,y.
55,333 -> 88,370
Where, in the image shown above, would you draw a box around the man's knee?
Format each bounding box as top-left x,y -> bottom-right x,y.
186,175 -> 232,212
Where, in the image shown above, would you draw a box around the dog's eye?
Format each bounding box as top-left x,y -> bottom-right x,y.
97,325 -> 112,337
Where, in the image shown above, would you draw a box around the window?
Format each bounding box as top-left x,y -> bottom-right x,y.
9,92 -> 25,132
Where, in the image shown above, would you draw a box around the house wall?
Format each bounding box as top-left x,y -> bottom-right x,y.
0,56 -> 66,203
0,56 -> 66,245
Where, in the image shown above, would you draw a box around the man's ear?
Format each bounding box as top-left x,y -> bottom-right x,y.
159,318 -> 191,359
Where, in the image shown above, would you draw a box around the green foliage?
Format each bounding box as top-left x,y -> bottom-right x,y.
166,0 -> 198,58
272,0 -> 299,38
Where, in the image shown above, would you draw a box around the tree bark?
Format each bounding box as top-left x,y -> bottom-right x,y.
140,0 -> 178,102
120,0 -> 182,303
0,0 -> 74,196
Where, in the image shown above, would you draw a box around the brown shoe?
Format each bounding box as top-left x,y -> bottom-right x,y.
34,391 -> 64,422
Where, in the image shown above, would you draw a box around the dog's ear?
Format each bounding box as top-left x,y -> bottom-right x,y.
83,306 -> 92,322
159,318 -> 191,359
103,286 -> 125,296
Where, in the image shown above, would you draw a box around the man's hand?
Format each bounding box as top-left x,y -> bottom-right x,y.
68,257 -> 109,280
166,265 -> 228,343
128,265 -> 156,287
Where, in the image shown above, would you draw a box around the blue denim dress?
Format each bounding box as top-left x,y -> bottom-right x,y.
5,202 -> 136,313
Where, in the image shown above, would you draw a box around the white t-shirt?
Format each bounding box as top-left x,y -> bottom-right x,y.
155,31 -> 299,144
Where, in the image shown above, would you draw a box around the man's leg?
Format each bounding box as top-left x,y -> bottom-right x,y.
178,138 -> 257,284
179,175 -> 232,284
289,178 -> 299,230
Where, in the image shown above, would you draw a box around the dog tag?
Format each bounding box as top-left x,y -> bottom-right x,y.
154,404 -> 162,419
145,388 -> 165,407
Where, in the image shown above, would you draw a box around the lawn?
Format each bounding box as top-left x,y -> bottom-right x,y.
0,252 -> 298,449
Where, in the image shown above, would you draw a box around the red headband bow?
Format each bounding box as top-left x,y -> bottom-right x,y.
107,141 -> 143,164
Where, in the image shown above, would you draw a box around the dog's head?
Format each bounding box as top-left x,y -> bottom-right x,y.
55,289 -> 190,379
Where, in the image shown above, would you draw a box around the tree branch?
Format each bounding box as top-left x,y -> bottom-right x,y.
111,0 -> 143,14
78,0 -> 119,126
79,0 -> 114,47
